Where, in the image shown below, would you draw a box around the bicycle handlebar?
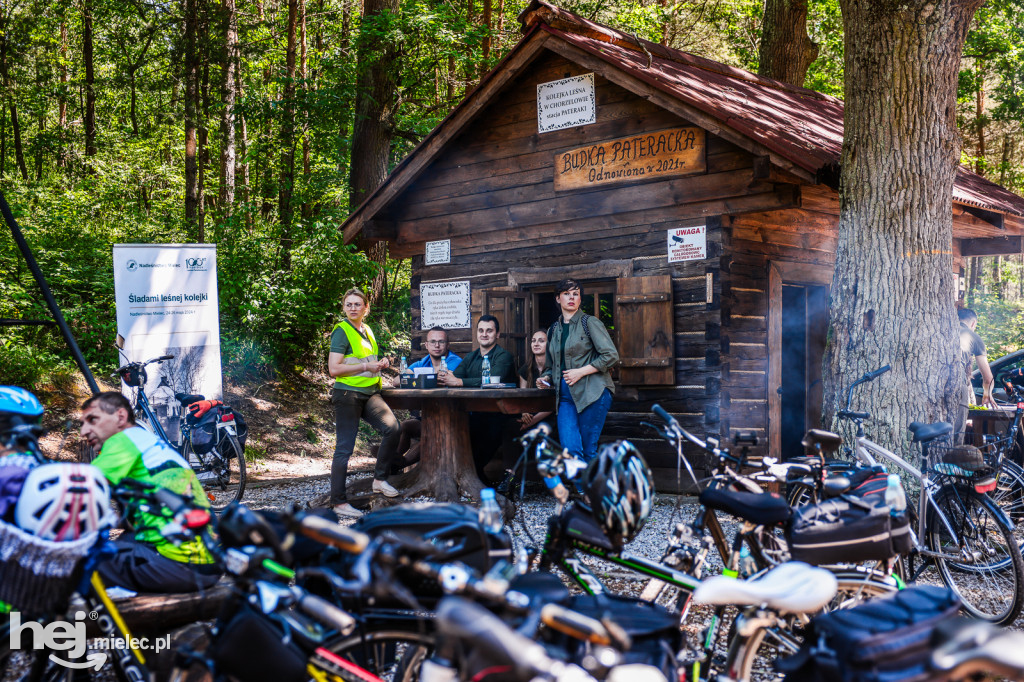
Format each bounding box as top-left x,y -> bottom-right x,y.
297,514 -> 370,554
437,597 -> 596,682
843,364 -> 891,411
297,592 -> 357,636
540,604 -> 614,647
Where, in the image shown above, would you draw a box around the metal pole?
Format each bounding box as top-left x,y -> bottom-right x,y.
0,189 -> 101,394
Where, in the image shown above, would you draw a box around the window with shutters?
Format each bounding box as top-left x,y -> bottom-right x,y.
615,275 -> 675,386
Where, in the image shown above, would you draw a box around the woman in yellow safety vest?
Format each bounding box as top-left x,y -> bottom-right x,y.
327,287 -> 401,518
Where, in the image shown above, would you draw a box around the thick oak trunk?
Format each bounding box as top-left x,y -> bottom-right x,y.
758,0 -> 818,86
349,0 -> 399,302
824,0 -> 983,449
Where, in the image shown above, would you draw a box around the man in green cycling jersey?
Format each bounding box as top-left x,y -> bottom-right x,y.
80,391 -> 221,593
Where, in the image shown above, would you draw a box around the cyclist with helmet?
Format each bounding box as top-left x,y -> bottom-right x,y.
80,391 -> 221,593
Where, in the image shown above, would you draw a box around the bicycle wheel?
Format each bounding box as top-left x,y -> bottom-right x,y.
325,628 -> 435,682
992,459 -> 1024,551
185,433 -> 246,512
928,485 -> 1024,625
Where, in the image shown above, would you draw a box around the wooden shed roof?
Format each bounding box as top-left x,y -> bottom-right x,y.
341,0 -> 1024,242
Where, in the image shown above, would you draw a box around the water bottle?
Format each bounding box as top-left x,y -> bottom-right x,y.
481,353 -> 492,386
400,356 -> 408,373
478,488 -> 503,533
439,357 -> 448,374
738,545 -> 757,578
885,474 -> 907,515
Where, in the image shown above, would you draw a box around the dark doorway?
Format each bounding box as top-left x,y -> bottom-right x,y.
780,284 -> 829,460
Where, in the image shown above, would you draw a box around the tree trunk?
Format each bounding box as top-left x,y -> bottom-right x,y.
823,0 -> 982,450
219,0 -> 238,216
279,0 -> 298,269
975,61 -> 985,175
349,0 -> 400,302
83,0 -> 97,158
300,0 -> 311,220
968,256 -> 980,305
1,106 -> 5,177
481,0 -> 491,75
758,0 -> 818,86
236,51 -> 251,231
129,69 -> 139,135
58,19 -> 68,168
10,102 -> 27,181
184,0 -> 202,235
992,255 -> 1003,299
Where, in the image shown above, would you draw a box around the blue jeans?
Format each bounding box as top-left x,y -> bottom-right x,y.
557,379 -> 613,462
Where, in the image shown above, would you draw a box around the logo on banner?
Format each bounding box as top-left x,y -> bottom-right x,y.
185,257 -> 208,271
126,260 -> 138,272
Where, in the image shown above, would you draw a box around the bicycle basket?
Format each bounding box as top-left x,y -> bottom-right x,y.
929,443 -> 990,478
119,365 -> 145,387
0,520 -> 96,616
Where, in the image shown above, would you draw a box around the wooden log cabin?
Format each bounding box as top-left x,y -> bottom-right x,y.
340,0 -> 1024,487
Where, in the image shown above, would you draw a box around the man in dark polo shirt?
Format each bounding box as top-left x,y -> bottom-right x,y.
439,315 -> 517,480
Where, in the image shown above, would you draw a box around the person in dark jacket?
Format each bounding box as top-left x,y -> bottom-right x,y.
439,315 -> 517,480
538,279 -> 619,462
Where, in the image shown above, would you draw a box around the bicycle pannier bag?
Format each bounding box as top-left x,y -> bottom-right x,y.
787,494 -> 910,565
189,410 -> 221,455
777,585 -> 961,682
209,601 -> 309,682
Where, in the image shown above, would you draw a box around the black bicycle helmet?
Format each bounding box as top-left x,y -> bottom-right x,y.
581,440 -> 655,548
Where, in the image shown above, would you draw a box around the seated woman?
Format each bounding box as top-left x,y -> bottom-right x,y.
519,329 -> 554,431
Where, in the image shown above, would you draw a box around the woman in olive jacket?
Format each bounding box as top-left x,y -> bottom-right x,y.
537,279 -> 619,461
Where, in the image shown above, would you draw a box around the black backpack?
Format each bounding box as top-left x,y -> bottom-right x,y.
778,585 -> 961,682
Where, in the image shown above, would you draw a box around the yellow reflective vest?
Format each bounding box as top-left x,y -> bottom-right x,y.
334,320 -> 381,390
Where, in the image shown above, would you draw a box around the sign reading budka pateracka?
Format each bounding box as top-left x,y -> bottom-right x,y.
554,127 -> 706,191
537,74 -> 596,133
420,280 -> 471,329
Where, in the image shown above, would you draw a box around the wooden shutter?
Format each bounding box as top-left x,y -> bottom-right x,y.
475,288 -> 531,370
615,275 -> 674,385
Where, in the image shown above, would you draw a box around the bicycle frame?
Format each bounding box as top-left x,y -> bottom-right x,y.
851,430 -> 969,560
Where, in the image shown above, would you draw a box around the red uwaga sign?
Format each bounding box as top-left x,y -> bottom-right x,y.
554,126 -> 706,191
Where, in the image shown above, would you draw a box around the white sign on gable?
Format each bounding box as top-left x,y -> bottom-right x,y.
537,73 -> 596,133
667,224 -> 707,263
420,280 -> 471,329
425,239 -> 451,265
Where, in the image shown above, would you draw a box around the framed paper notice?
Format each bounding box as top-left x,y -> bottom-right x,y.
425,239 -> 451,265
537,74 -> 596,133
420,280 -> 471,329
667,225 -> 707,262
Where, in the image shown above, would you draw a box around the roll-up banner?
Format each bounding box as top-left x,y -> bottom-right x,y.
112,244 -> 221,444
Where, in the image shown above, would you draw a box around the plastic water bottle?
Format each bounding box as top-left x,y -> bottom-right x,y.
400,356 -> 408,373
481,353 -> 492,386
478,488 -> 503,533
439,357 -> 447,374
738,545 -> 757,578
885,474 -> 907,515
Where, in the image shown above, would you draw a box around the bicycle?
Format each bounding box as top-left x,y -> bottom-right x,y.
789,364 -> 1024,625
113,338 -> 246,511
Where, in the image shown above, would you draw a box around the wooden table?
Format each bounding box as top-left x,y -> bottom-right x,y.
968,406 -> 1020,449
381,387 -> 555,502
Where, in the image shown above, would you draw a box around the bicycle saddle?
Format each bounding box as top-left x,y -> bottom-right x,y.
693,561 -> 838,614
175,392 -> 206,406
509,570 -> 570,606
698,488 -> 792,526
801,429 -> 843,450
908,421 -> 953,443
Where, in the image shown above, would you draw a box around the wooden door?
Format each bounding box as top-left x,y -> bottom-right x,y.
616,275 -> 675,385
475,288 -> 532,370
768,262 -> 832,459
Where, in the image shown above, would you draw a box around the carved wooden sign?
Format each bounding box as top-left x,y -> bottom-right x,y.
554,126 -> 706,191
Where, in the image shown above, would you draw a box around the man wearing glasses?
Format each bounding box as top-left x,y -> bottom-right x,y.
409,326 -> 462,373
391,327 -> 462,473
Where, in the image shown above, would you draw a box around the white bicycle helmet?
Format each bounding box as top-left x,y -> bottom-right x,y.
15,463 -> 114,540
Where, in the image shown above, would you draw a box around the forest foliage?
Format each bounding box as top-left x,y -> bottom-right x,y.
2,0 -> 1024,390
